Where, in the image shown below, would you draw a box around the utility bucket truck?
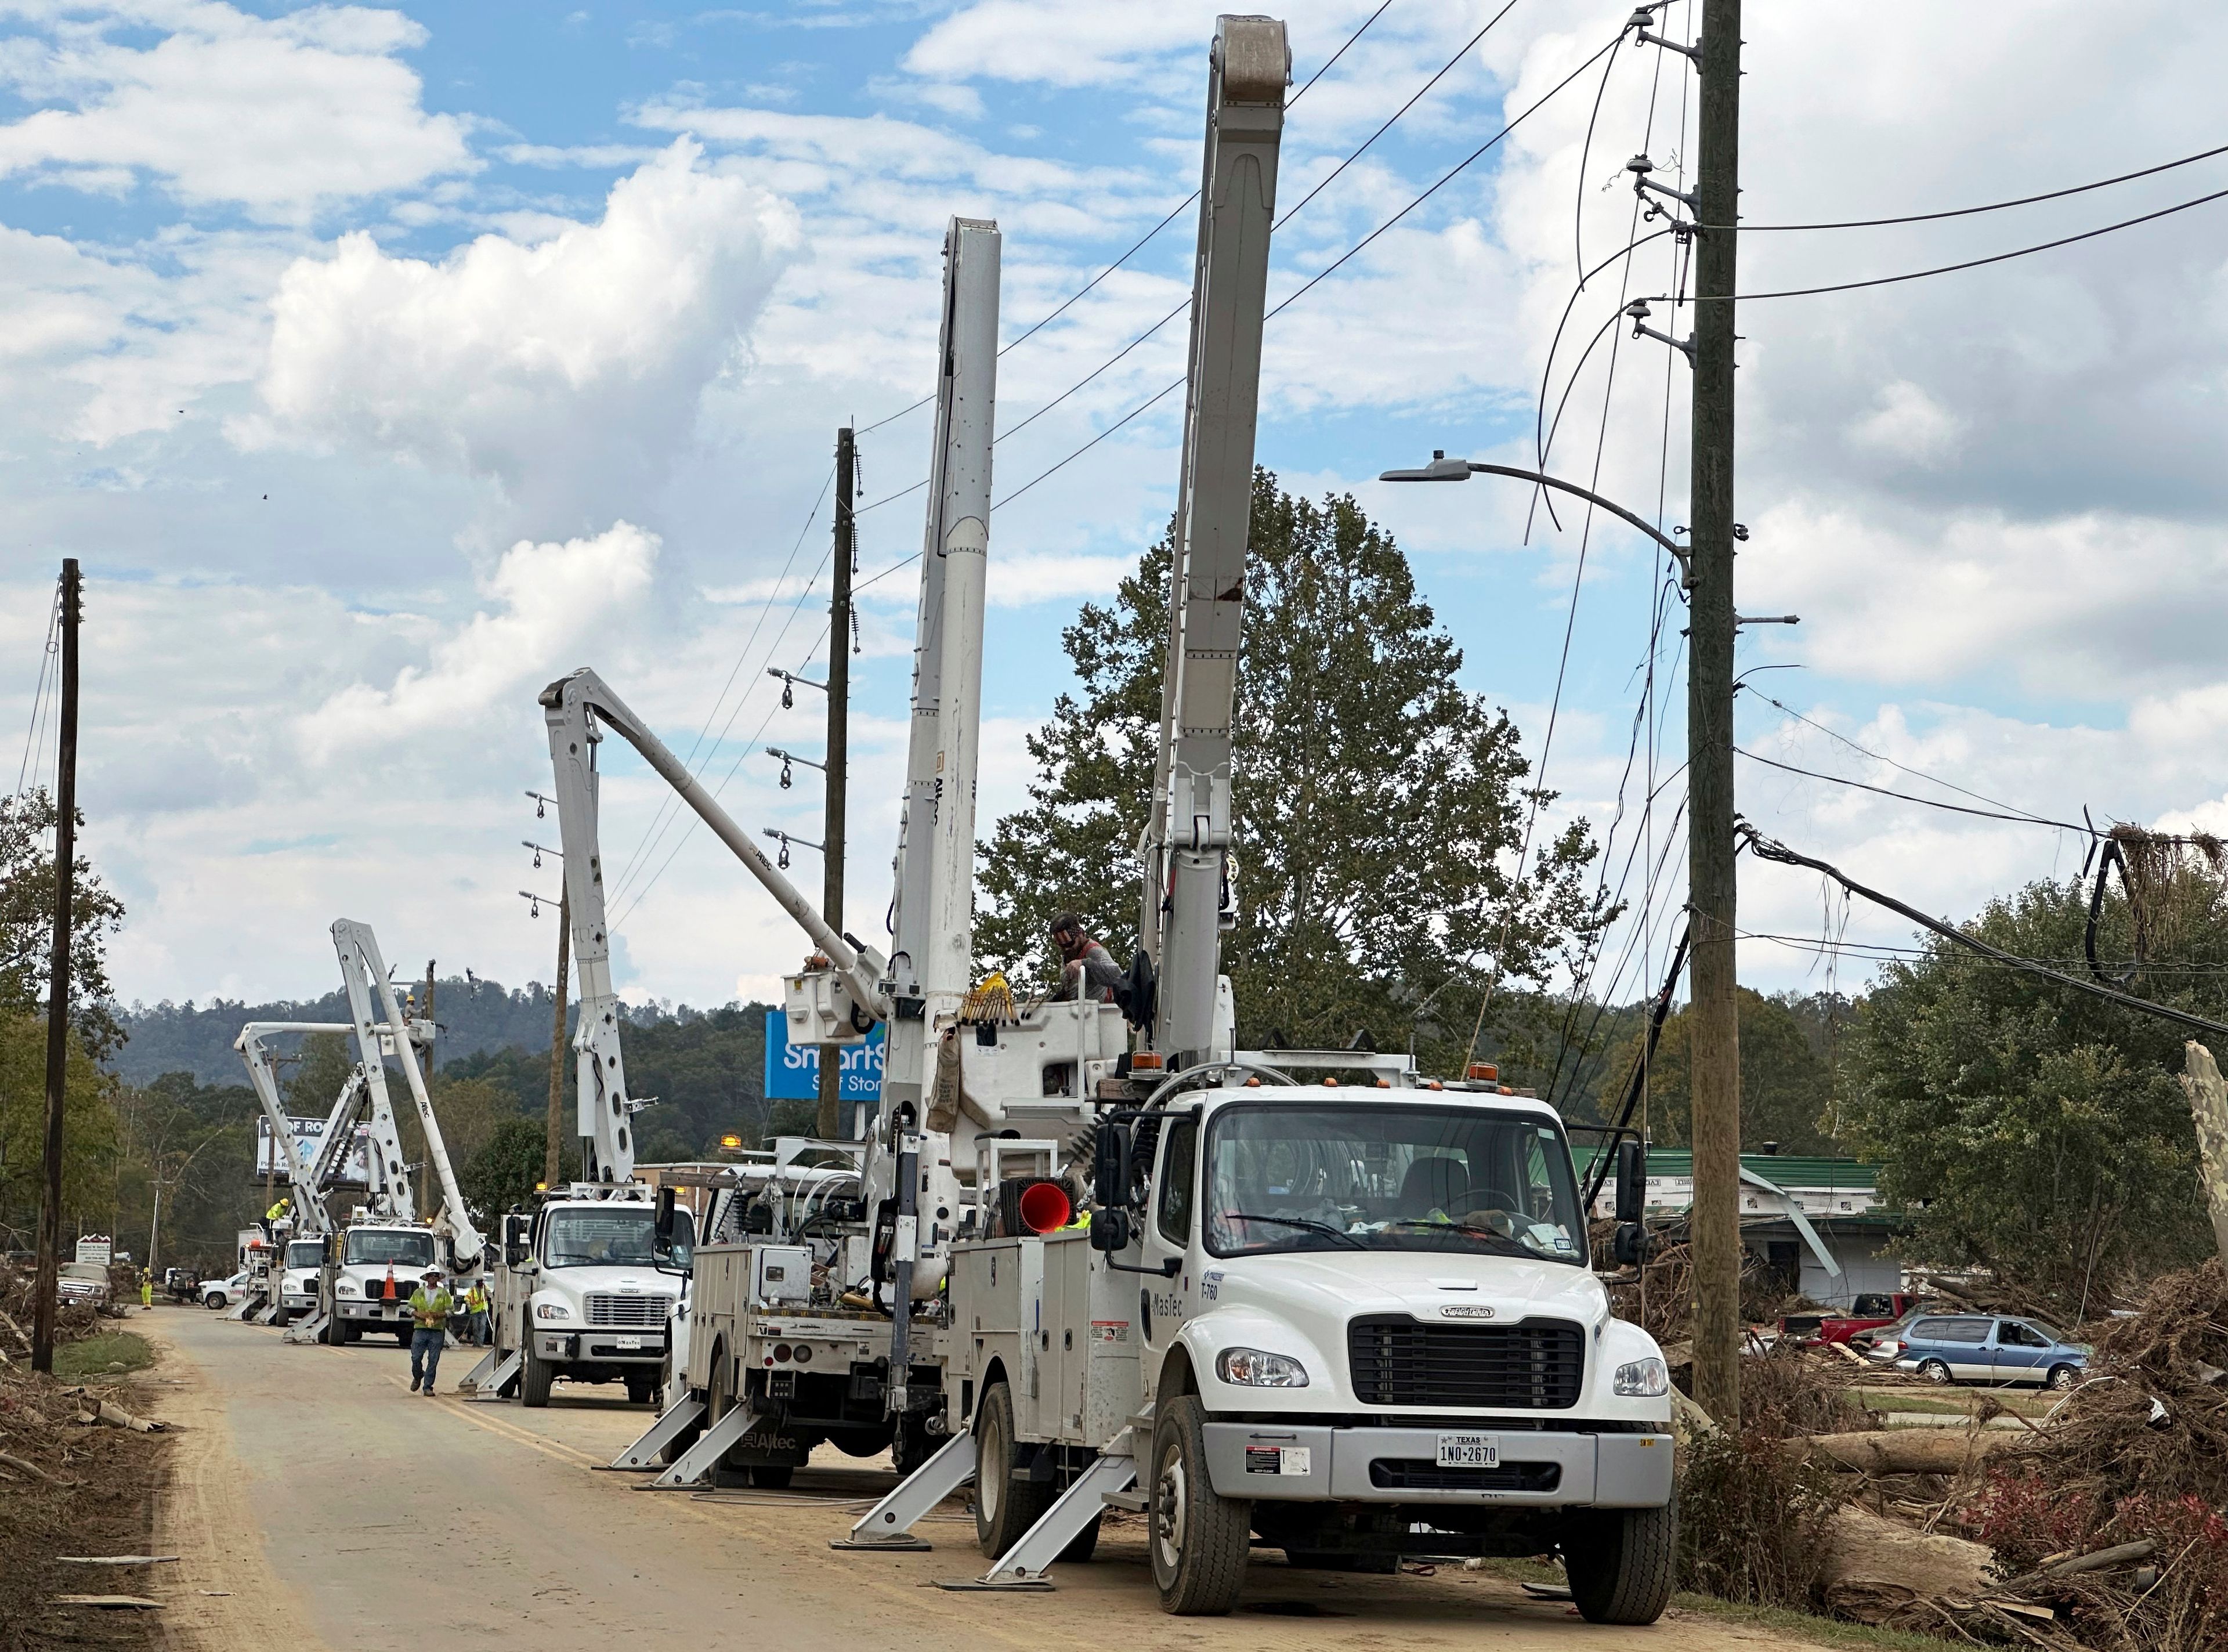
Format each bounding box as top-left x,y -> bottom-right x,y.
833,16 -> 1678,1622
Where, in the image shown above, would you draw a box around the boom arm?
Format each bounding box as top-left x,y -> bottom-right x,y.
1141,16 -> 1287,1064
332,920 -> 486,1273
539,667 -> 891,1179
233,1021 -> 352,1238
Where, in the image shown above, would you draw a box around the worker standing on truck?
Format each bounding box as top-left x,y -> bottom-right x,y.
1050,912 -> 1124,1003
407,1268 -> 453,1395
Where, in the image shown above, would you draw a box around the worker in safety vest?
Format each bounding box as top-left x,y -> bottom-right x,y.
407,1268 -> 453,1395
139,1268 -> 153,1310
463,1279 -> 490,1345
261,1195 -> 291,1242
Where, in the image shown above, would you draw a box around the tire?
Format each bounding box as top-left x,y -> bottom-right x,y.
520,1339 -> 555,1408
338,1321 -> 359,1346
1148,1395 -> 1250,1615
1563,1503 -> 1677,1625
1919,1358 -> 1954,1385
625,1375 -> 654,1407
205,1292 -> 226,1311
974,1382 -> 1054,1560
657,1350 -> 702,1466
2048,1364 -> 2079,1391
393,1328 -> 412,1346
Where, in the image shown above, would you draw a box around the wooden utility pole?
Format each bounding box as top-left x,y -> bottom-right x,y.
816,425 -> 855,1140
32,559 -> 81,1374
1687,0 -> 1744,1430
545,891 -> 570,1190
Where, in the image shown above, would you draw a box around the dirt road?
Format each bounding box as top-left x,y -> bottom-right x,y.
142,1307 -> 1819,1652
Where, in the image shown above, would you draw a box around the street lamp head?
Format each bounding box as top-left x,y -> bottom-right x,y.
1377,450 -> 1474,483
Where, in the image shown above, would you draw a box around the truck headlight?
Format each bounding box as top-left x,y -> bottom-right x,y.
535,1302 -> 572,1321
336,1281 -> 359,1297
1217,1348 -> 1308,1387
1614,1357 -> 1669,1397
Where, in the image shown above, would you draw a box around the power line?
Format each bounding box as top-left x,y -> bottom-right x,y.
15,577 -> 61,797
1728,138 -> 2228,232
1654,182 -> 2228,303
1274,1 -> 1520,234
855,1 -> 1395,440
1735,747 -> 2087,833
1741,685 -> 2061,827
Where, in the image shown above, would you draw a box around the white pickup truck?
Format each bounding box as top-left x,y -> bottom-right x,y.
934,1074 -> 1676,1621
494,1185 -> 693,1408
331,1220 -> 440,1345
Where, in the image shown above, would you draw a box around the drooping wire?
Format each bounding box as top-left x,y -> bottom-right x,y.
15,577 -> 61,796
606,466 -> 836,903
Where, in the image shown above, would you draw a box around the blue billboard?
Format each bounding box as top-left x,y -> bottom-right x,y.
764,1010 -> 885,1103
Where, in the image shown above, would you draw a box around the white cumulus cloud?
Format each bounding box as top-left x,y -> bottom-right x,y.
247,139 -> 801,519
296,520 -> 660,761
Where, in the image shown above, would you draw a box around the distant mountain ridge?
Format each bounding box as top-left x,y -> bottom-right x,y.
111,974 -> 719,1085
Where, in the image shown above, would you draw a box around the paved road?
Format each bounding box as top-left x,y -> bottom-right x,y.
144,1306 -> 1815,1652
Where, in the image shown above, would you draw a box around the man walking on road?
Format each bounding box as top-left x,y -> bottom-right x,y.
407,1268 -> 453,1395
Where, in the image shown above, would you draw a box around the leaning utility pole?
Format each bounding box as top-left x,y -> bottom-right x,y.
817,425 -> 855,1140
32,559 -> 81,1375
545,891 -> 570,1190
1687,0 -> 1744,1430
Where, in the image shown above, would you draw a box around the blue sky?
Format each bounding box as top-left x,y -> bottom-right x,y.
3,0 -> 2227,1019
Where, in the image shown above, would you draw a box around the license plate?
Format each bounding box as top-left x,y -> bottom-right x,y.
615,1335 -> 643,1350
1437,1433 -> 1499,1469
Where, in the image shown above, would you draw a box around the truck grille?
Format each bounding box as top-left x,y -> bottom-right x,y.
585,1293 -> 672,1328
1346,1315 -> 1585,1410
1367,1459 -> 1562,1494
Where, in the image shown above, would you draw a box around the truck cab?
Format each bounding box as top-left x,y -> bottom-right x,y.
945,1076 -> 1675,1620
280,1238 -> 328,1319
332,1220 -> 439,1344
495,1185 -> 692,1408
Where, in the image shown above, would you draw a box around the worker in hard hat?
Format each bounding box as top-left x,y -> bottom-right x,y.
463,1278 -> 490,1345
1050,913 -> 1123,1003
407,1268 -> 453,1395
261,1195 -> 291,1243
139,1268 -> 153,1311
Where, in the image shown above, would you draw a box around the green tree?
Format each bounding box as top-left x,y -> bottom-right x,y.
1846,874 -> 2226,1310
1601,988 -> 1839,1152
0,1010 -> 120,1249
282,1031 -> 357,1114
0,787 -> 125,1060
462,1116 -> 577,1216
977,471 -> 1604,1070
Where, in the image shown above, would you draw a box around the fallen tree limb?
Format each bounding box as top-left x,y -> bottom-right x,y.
0,1448 -> 60,1484
1994,1538 -> 2160,1595
1820,1502 -> 1996,1623
1793,1428 -> 2021,1474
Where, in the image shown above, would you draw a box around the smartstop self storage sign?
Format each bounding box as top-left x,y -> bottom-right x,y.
762,1010 -> 884,1134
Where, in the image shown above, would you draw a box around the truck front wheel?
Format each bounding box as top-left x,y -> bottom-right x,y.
1149,1396 -> 1250,1615
974,1382 -> 1053,1559
520,1339 -> 554,1408
1562,1503 -> 1677,1625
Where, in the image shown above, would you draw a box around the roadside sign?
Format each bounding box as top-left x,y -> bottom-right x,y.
255,1116 -> 374,1187
763,1010 -> 883,1103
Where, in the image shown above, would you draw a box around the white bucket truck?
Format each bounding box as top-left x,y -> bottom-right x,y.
491,1183 -> 692,1407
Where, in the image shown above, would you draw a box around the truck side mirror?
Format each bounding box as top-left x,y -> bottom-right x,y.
1614,1137 -> 1647,1225
1094,1120 -> 1133,1210
654,1186 -> 676,1248
1089,1208 -> 1131,1253
1613,1222 -> 1651,1266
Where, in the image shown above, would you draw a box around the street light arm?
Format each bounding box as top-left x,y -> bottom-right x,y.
1377,458 -> 1692,584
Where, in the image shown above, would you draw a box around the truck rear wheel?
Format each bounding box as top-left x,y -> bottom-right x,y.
1149,1396 -> 1249,1615
1562,1503 -> 1677,1625
974,1382 -> 1053,1559
520,1339 -> 554,1408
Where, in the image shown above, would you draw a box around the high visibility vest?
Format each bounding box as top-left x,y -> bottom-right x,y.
465,1286 -> 487,1313
408,1288 -> 452,1329
267,1199 -> 290,1221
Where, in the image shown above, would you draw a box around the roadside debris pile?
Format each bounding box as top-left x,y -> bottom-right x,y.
1647,1263 -> 2228,1647
0,1259 -> 104,1348
0,1322 -> 169,1650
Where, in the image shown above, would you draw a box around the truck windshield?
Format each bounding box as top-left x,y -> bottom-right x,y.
1203,1104 -> 1586,1266
344,1230 -> 435,1268
545,1208 -> 693,1270
287,1242 -> 324,1270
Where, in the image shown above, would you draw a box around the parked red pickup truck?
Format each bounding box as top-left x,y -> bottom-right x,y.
1778,1293 -> 1920,1347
